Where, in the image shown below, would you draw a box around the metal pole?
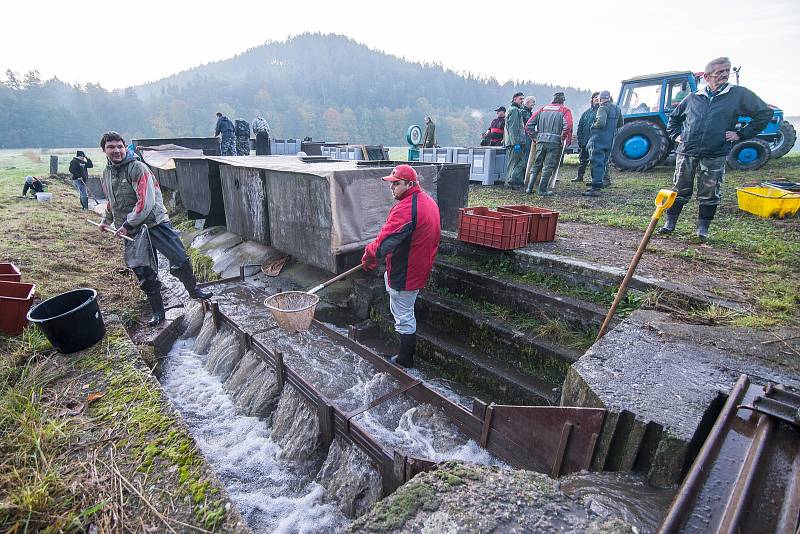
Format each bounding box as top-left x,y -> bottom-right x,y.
596,190 -> 676,340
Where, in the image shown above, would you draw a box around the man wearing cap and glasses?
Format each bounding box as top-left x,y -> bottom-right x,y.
362,165 -> 441,368
481,106 -> 506,146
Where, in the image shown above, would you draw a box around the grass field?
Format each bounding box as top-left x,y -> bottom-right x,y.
468,153 -> 800,327
0,150 -> 238,532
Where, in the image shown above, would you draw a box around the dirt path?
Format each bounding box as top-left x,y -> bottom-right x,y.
531,221 -> 763,307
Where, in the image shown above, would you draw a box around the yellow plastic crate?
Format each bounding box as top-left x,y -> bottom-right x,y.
736,187 -> 800,218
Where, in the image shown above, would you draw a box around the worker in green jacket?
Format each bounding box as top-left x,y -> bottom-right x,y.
504,92 -> 529,187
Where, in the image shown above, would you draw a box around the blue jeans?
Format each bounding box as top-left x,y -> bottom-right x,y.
73,179 -> 89,209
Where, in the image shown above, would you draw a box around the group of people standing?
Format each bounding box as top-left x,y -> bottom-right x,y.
215,112 -> 272,156
501,90 -> 622,197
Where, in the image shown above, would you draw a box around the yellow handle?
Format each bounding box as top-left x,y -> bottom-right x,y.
652,189 -> 677,220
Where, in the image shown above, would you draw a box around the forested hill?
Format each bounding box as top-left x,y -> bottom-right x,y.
1,33 -> 591,148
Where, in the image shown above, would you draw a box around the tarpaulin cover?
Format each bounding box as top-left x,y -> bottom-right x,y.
208,156 -> 441,272
140,145 -> 205,170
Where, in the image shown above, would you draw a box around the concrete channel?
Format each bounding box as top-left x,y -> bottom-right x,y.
134,147 -> 799,532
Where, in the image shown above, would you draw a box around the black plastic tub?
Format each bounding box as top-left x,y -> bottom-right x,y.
27,288 -> 106,353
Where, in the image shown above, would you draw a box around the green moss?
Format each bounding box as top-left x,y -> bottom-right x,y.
353,481 -> 440,531
189,247 -> 220,283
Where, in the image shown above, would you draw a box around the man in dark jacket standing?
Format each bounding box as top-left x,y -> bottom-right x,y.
98,131 -> 212,327
661,57 -> 772,239
525,92 -> 573,196
572,92 -> 599,183
504,93 -> 529,187
69,150 -> 93,209
584,91 -> 623,197
215,112 -> 237,156
362,165 -> 441,368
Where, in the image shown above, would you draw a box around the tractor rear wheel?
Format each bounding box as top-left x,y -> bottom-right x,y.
727,139 -> 771,171
611,121 -> 670,171
768,121 -> 797,159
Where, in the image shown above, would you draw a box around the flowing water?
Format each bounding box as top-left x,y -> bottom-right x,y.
159,279 -> 504,532
161,280 -> 670,532
558,471 -> 676,534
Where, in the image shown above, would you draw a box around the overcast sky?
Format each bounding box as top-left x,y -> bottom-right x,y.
2,0 -> 798,114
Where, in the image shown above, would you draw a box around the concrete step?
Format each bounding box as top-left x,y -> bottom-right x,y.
414,322 -> 560,406
430,258 -> 610,328
415,290 -> 583,389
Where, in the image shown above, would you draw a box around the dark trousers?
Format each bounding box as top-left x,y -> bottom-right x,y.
589,141 -> 611,190
131,222 -> 189,297
577,145 -> 590,179
529,142 -> 562,193
255,132 -> 270,155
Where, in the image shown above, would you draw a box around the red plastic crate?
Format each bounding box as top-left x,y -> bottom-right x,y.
0,263 -> 21,282
457,207 -> 530,250
0,281 -> 36,336
497,205 -> 559,242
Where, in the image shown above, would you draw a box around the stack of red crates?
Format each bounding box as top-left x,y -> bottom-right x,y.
457,205 -> 559,250
0,263 -> 36,336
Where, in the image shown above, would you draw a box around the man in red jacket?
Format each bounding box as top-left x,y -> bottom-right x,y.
362,164 -> 441,368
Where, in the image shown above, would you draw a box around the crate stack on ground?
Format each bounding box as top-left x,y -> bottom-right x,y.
457,205 -> 559,250
0,263 -> 36,336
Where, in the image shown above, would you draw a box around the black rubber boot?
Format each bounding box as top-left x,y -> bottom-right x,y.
390,333 -> 416,368
658,202 -> 684,234
172,261 -> 213,300
571,175 -> 583,182
146,291 -> 166,327
697,205 -> 717,241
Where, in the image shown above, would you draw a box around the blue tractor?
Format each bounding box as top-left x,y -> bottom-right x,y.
610,70 -> 796,172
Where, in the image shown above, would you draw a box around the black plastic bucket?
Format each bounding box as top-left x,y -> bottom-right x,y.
27,288 -> 106,353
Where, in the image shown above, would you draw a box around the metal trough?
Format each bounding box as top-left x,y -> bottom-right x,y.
133,137 -> 221,156
196,279 -> 607,498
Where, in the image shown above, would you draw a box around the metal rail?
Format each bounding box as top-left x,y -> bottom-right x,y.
658,375 -> 800,534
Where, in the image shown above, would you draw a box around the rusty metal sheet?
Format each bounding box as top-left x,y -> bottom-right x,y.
485,405 -> 606,475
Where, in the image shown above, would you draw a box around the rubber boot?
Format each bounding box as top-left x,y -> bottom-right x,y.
172,261 -> 213,300
146,291 -> 166,327
390,333 -> 416,368
697,205 -> 717,241
658,203 -> 684,234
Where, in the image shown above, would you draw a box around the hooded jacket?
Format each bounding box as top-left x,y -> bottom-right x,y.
363,185 -> 440,291
525,103 -> 574,145
666,84 -> 772,157
69,156 -> 93,180
215,115 -> 235,137
101,153 -> 168,233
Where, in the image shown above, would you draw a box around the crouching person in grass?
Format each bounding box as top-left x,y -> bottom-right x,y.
98,131 -> 212,327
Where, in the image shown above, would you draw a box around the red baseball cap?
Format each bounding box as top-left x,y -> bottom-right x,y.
382,164 -> 418,183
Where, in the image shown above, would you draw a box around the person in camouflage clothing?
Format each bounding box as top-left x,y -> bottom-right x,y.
235,119 -> 251,156
660,56 -> 772,239
215,112 -> 237,156
98,131 -> 212,327
504,92 -> 529,187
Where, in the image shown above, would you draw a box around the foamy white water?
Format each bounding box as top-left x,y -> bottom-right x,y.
161,338 -> 348,533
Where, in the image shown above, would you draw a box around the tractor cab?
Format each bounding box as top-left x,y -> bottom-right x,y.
611,70 -> 795,172
618,71 -> 697,122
